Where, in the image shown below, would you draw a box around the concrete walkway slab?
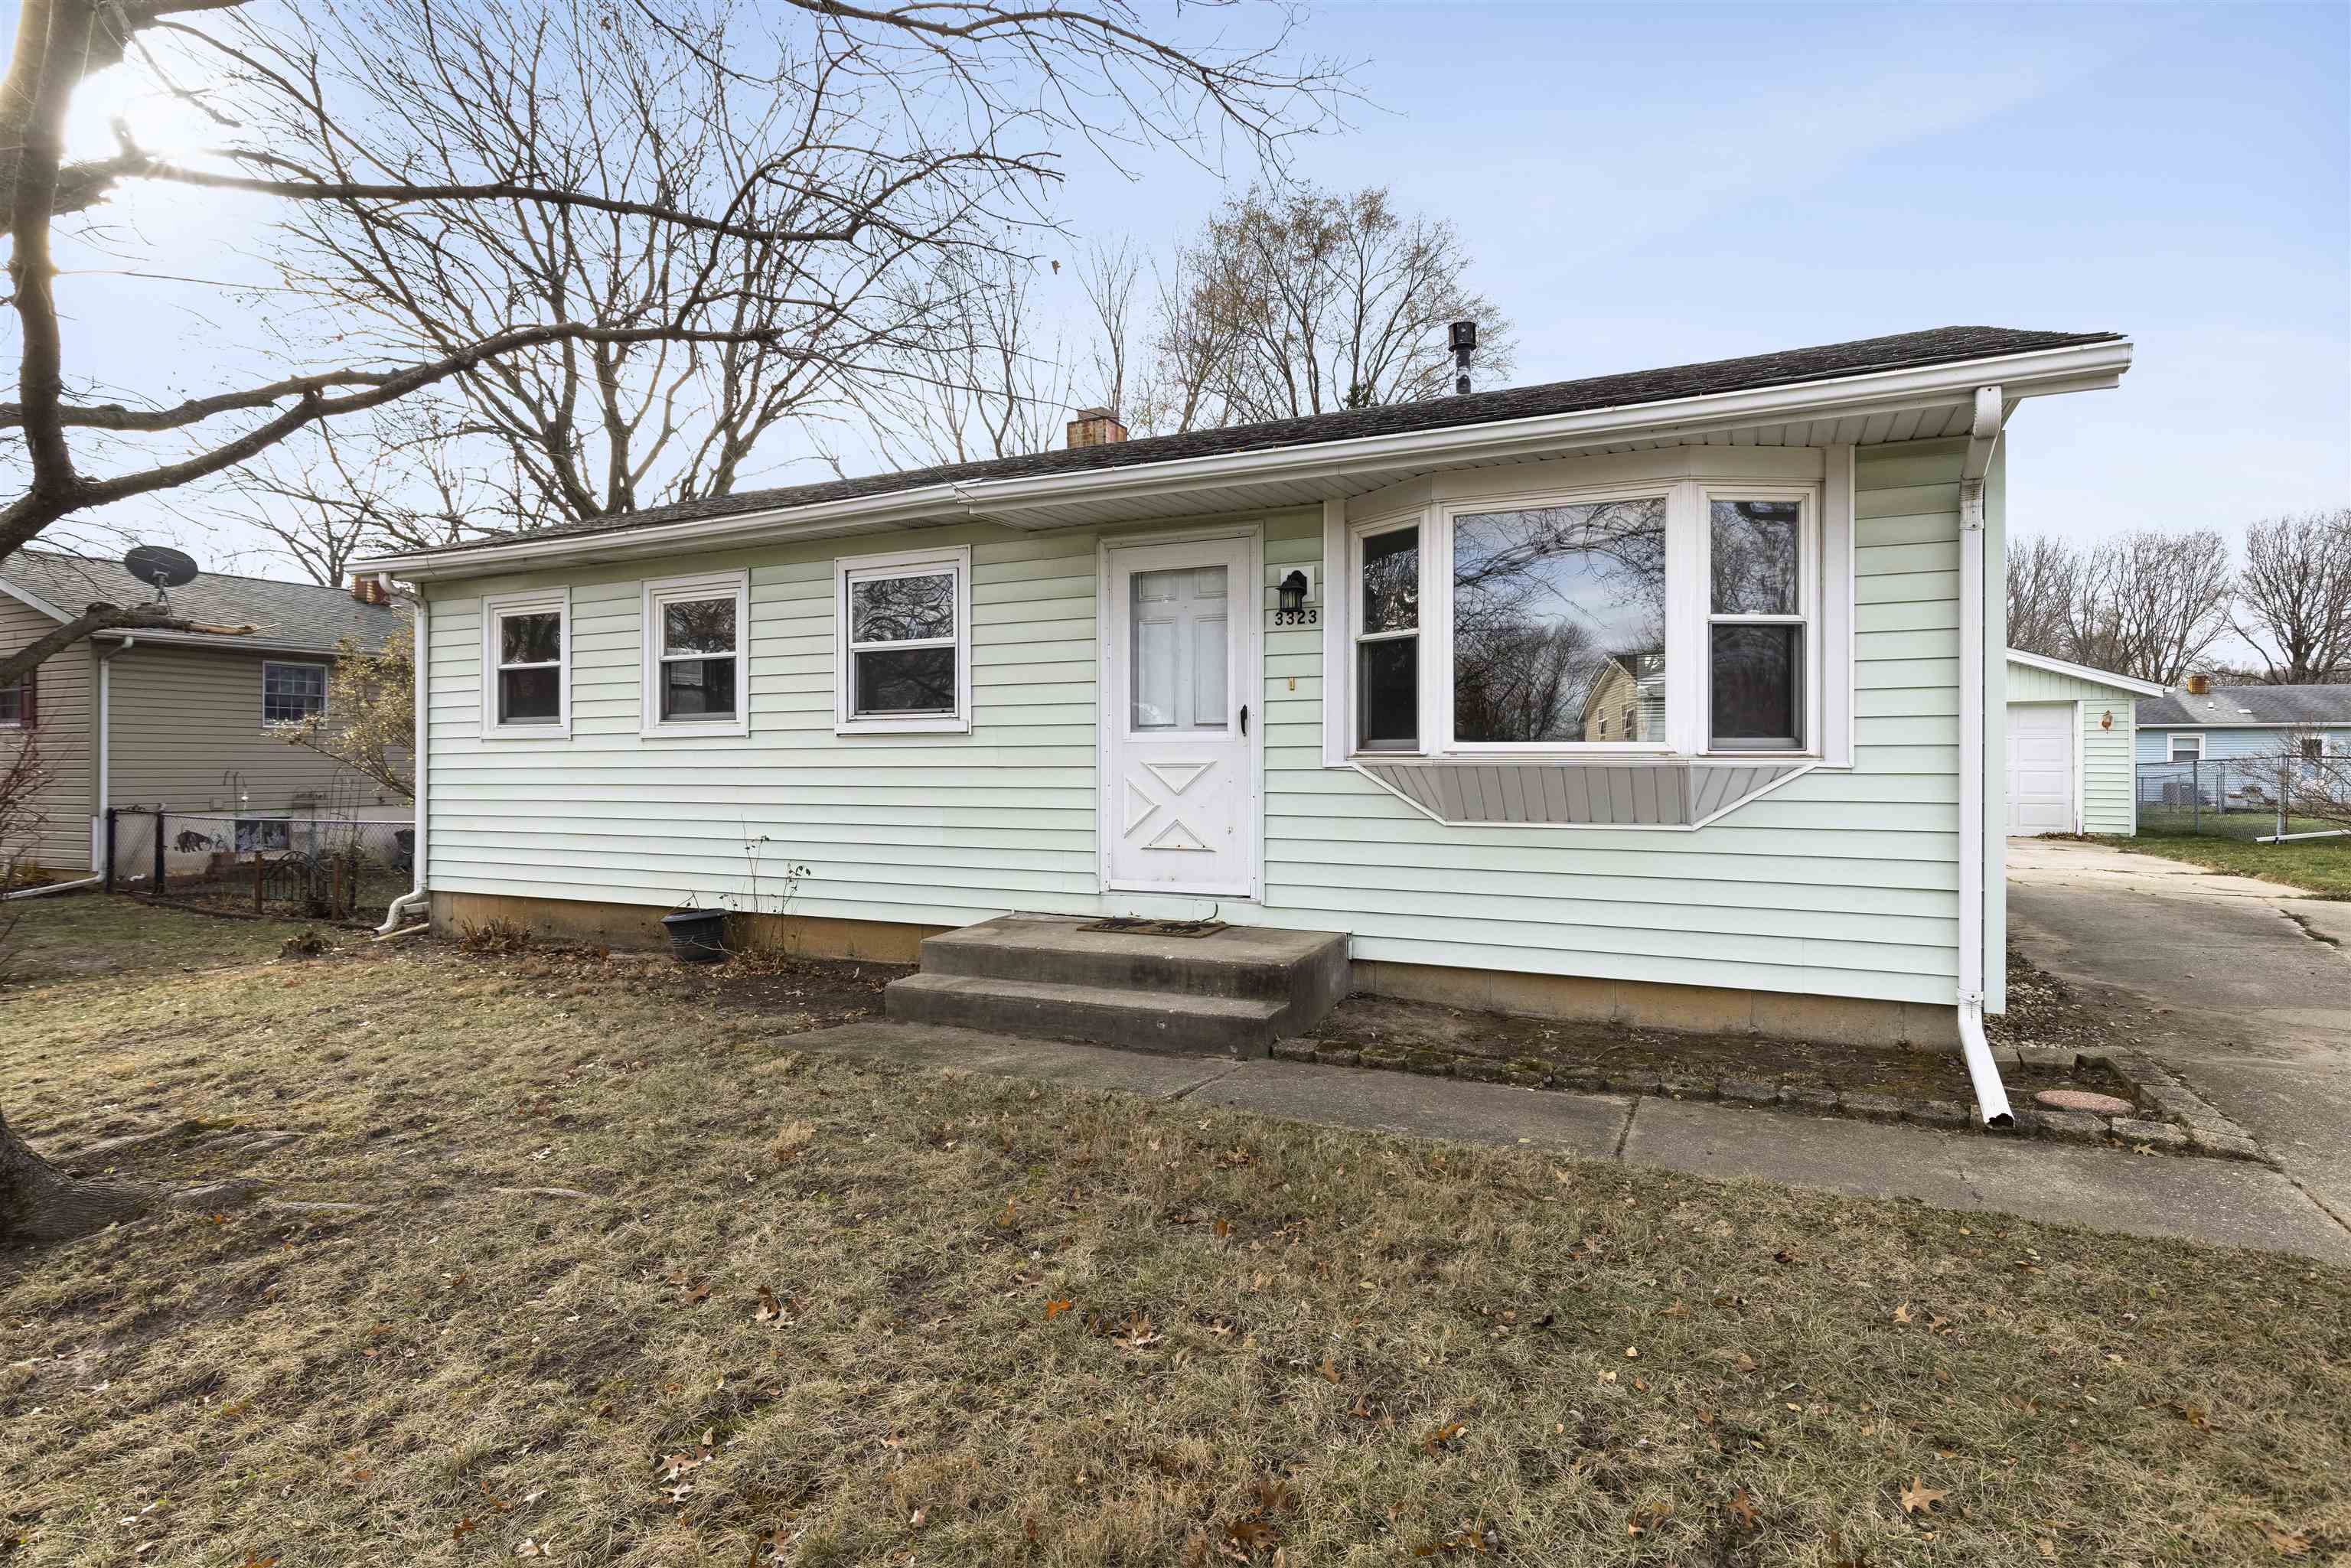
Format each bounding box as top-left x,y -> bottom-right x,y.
2007,835 -> 2351,1238
1192,1059 -> 1632,1159
794,1018 -> 2351,1266
2007,834 -> 2317,899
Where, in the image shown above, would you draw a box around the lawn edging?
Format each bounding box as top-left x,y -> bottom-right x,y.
1269,1036 -> 2277,1165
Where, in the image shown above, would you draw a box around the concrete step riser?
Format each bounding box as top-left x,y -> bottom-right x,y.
885,980 -> 1276,1058
918,936 -> 1343,1005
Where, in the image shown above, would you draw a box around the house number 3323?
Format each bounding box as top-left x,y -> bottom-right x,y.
1272,608 -> 1319,626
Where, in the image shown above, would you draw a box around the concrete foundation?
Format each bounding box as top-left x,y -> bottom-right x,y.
429,891 -> 948,963
428,892 -> 1955,1048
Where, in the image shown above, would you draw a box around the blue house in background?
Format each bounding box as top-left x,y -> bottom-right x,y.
2134,680 -> 2351,764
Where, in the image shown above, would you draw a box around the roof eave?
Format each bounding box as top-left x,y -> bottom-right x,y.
2004,647 -> 2170,697
361,335 -> 2134,582
91,629 -> 362,657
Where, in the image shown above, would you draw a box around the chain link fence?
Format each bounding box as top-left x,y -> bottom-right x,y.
104,807 -> 412,921
2134,758 -> 2334,840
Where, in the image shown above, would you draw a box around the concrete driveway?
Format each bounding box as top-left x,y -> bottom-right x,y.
2007,836 -> 2351,1242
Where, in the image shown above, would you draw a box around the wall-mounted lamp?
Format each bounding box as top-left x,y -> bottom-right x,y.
1278,569 -> 1310,616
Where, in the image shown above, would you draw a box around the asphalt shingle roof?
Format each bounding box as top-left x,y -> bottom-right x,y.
406,324 -> 2119,559
2137,685 -> 2351,727
1,550 -> 406,653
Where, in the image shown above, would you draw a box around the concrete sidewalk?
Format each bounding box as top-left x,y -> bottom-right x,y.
807,1019 -> 2351,1266
2007,834 -> 2351,1245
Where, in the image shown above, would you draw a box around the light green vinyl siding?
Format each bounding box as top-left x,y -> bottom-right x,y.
422,438 -> 1977,1009
2005,658 -> 2140,836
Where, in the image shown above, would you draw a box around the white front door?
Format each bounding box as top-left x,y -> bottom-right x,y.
1102,533 -> 1259,897
2007,703 -> 2075,836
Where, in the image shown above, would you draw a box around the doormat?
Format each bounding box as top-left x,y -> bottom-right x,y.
1077,917 -> 1230,939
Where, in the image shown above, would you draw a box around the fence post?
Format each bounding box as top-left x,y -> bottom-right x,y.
152,813 -> 166,891
254,850 -> 265,914
2192,761 -> 2201,833
103,808 -> 116,894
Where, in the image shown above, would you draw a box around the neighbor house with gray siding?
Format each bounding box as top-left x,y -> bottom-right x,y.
360,326 -> 2136,1127
0,553 -> 411,877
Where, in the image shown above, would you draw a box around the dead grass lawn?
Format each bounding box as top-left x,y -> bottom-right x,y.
2,903 -> 2346,1566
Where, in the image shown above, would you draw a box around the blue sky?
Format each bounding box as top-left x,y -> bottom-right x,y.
18,0 -> 2349,573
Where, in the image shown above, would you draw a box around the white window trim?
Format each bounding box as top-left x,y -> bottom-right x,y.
260,659 -> 331,729
480,587 -> 572,739
833,544 -> 973,735
640,569 -> 751,738
2167,732 -> 2206,761
1700,483 -> 1820,755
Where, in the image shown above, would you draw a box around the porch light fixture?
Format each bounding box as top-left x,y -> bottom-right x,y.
1277,569 -> 1309,617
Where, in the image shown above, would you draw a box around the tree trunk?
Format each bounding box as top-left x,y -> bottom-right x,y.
0,1104 -> 148,1248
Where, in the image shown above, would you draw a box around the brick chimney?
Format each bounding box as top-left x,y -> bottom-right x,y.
1065,406 -> 1127,449
350,573 -> 388,606
2185,673 -> 2210,696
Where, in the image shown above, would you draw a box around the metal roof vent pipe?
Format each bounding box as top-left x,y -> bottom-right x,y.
1449,321 -> 1478,395
1065,406 -> 1127,448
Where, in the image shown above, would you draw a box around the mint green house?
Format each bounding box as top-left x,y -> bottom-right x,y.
362,327 -> 2134,1127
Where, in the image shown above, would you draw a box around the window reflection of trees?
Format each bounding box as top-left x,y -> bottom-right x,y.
664,597 -> 736,654
1710,500 -> 1801,614
851,574 -> 954,643
1452,499 -> 1667,743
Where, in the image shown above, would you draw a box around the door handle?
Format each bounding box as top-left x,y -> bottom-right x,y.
1240,703 -> 1250,736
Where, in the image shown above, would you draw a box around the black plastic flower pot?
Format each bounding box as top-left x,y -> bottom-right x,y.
660,908 -> 730,964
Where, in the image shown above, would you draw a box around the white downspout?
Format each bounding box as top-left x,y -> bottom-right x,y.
377,581 -> 429,934
1956,386 -> 2014,1127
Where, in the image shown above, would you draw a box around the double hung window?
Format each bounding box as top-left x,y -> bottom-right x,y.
481,589 -> 569,737
835,546 -> 971,734
643,571 -> 748,735
262,661 -> 328,725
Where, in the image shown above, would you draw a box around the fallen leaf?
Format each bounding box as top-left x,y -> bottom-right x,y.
1045,1298 -> 1072,1319
754,1286 -> 784,1322
1727,1486 -> 1757,1528
1899,1476 -> 1948,1517
2259,1521 -> 2310,1557
1320,1355 -> 1340,1384
1893,1302 -> 1915,1325
1624,1345 -> 1639,1359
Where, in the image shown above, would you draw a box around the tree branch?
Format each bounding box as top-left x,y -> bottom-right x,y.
0,602 -> 259,689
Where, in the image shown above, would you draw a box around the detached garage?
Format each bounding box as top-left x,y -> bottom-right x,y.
2004,650 -> 2166,836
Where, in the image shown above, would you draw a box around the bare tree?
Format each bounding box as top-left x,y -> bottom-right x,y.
1,0 -> 1345,1245
1172,183 -> 1515,423
279,624 -> 413,800
2066,530 -> 2234,685
2268,725 -> 2351,836
2005,533 -> 2083,661
2235,508 -> 2351,685
859,248 -> 1077,468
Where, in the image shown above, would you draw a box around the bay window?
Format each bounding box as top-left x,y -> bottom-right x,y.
1329,469 -> 1838,764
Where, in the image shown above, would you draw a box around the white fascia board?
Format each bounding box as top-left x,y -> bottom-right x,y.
2004,647 -> 2169,697
0,575 -> 74,622
362,337 -> 2134,582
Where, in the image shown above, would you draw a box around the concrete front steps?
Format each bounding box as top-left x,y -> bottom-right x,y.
883,914 -> 1350,1058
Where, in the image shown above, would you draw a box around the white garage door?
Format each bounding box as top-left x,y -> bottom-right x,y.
2007,703 -> 2075,836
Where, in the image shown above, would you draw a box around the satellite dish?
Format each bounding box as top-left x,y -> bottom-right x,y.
122,545 -> 199,607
